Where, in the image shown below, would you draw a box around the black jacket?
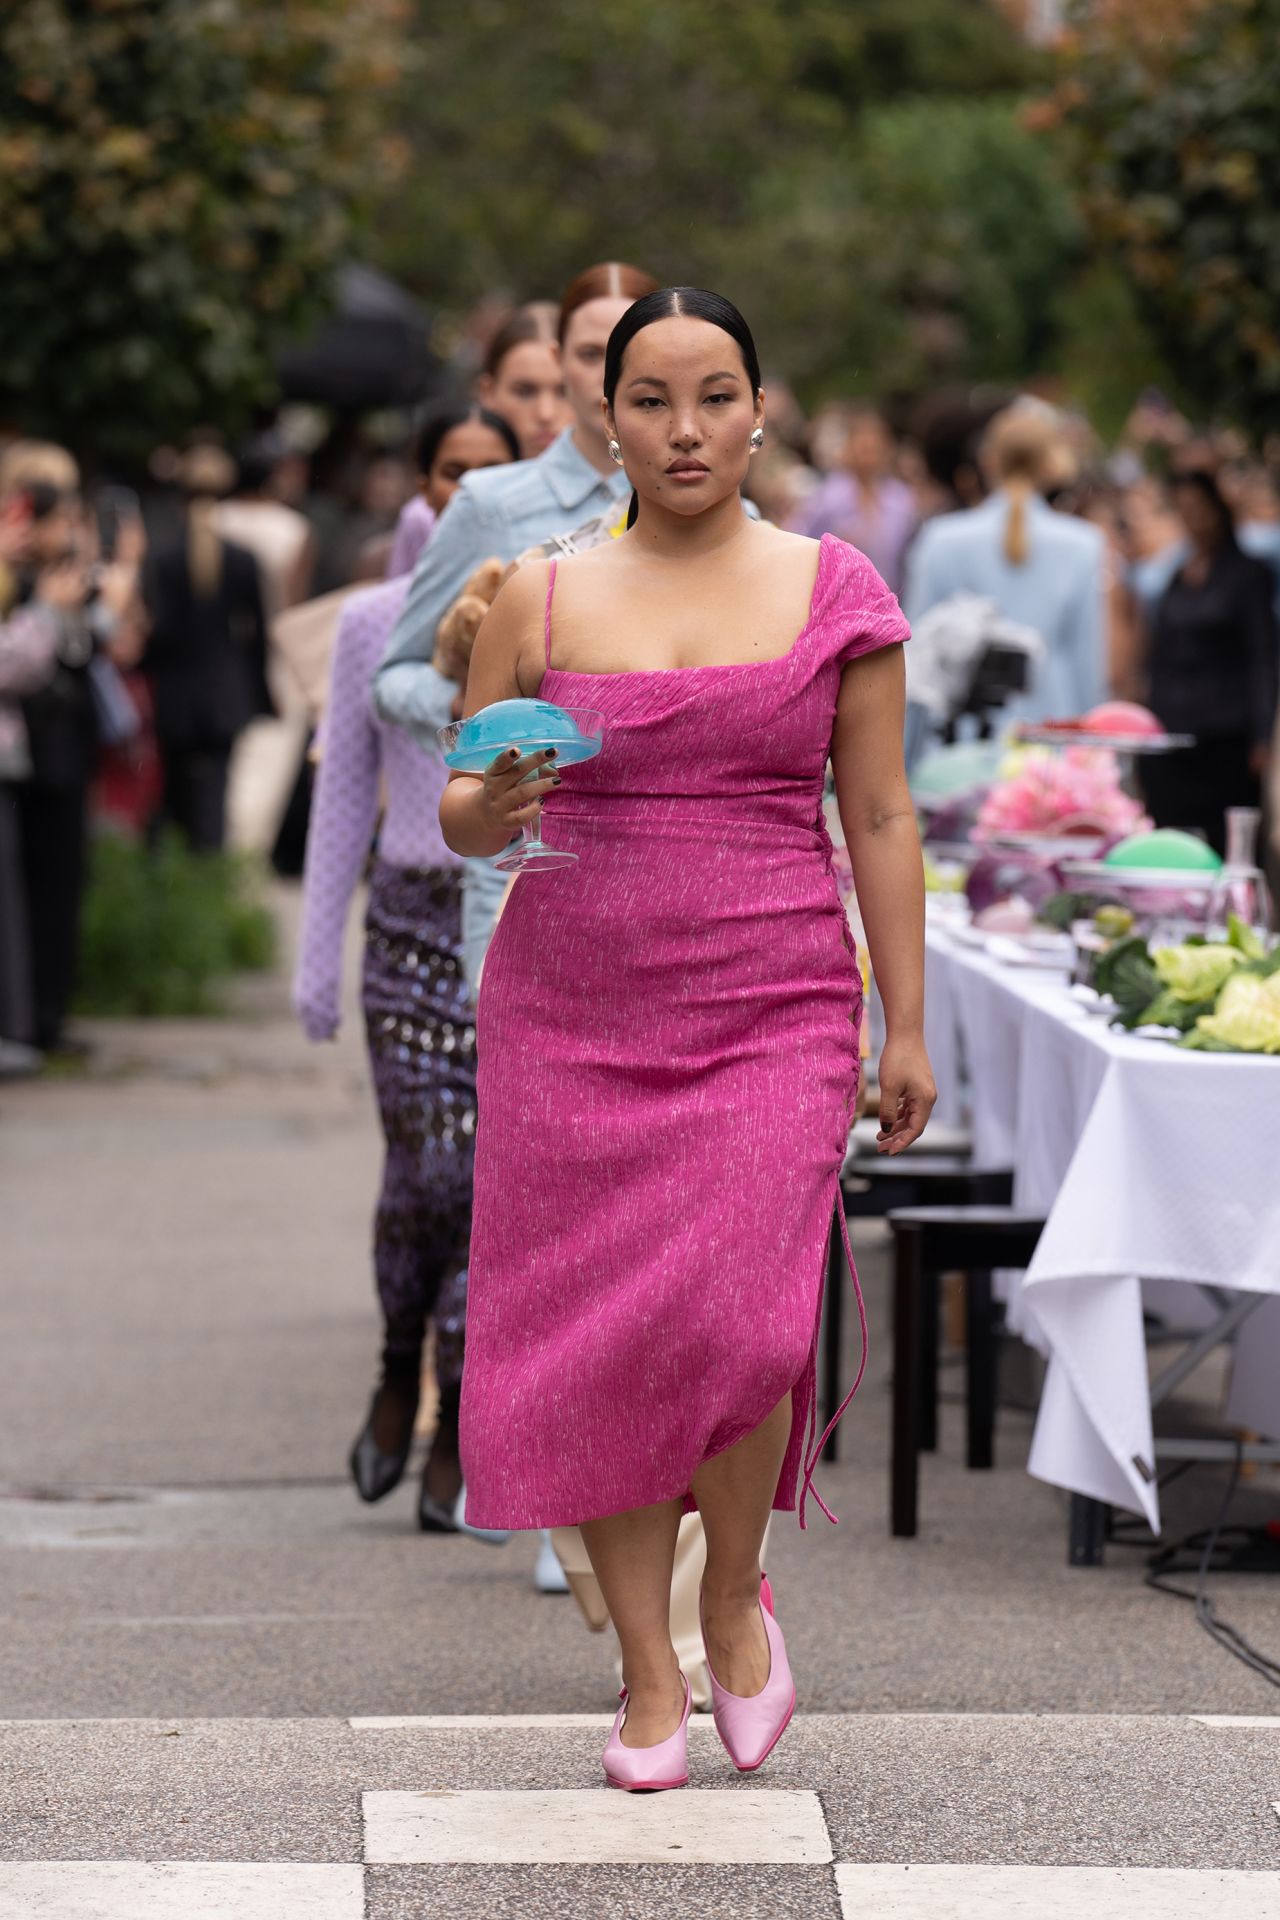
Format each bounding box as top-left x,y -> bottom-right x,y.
1150,545 -> 1279,745
143,534 -> 274,749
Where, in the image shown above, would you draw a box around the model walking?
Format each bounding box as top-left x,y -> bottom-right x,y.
441,289 -> 934,1787
294,403 -> 517,1529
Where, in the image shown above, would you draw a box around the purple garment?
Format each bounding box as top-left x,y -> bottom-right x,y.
362,860 -> 475,1385
787,472 -> 917,596
293,576 -> 460,1042
387,496 -> 436,581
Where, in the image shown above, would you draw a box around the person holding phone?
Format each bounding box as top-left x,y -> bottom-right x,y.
0,441 -> 144,1056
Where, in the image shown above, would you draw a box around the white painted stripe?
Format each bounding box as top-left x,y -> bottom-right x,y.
0,1862 -> 363,1919
1191,1715 -> 1280,1729
349,1713 -> 725,1730
363,1787 -> 832,1865
836,1865 -> 1280,1918
349,1710 -> 1131,1732
351,1714 -> 615,1729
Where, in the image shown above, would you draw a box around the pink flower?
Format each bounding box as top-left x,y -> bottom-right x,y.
974,748 -> 1150,842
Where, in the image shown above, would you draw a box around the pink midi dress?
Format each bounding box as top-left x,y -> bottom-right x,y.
460,533 -> 910,1530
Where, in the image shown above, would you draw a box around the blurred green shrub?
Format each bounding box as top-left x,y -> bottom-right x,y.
75,833 -> 276,1018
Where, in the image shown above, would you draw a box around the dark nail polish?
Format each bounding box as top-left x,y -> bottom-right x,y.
545,748 -> 557,760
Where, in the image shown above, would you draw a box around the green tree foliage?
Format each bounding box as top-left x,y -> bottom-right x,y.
1046,0 -> 1280,435
382,0 -> 1047,392
740,98 -> 1080,394
0,0 -> 414,460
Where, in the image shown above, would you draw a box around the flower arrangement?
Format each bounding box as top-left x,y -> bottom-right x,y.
974,746 -> 1150,844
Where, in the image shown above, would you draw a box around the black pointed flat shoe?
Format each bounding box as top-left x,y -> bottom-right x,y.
349,1386 -> 418,1503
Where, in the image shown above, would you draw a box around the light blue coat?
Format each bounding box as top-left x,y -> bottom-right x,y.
372,428 -> 631,738
903,489 -> 1106,725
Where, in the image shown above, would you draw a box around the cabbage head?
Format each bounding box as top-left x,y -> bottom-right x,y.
1152,943 -> 1244,1003
1187,973 -> 1280,1054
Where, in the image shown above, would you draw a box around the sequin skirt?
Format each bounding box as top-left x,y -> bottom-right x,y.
362,862 -> 478,1162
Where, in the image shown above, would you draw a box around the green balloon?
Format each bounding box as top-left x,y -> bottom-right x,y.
1104,829 -> 1223,872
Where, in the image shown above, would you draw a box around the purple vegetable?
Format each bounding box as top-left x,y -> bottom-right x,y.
965,850 -> 1065,914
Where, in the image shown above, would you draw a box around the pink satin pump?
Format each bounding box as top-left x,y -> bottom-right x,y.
601,1670 -> 692,1792
701,1575 -> 796,1773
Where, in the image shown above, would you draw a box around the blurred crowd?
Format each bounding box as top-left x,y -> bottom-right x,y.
2,292 -> 1279,1076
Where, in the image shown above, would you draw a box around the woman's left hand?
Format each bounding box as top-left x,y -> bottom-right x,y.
875,1035 -> 937,1155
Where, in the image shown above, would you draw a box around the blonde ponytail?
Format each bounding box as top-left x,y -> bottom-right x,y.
186,497 -> 224,600
1003,482 -> 1030,566
981,402 -> 1064,570
174,442 -> 236,600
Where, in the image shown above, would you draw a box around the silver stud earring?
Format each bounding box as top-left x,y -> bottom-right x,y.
608,439 -> 623,465
750,427 -> 765,450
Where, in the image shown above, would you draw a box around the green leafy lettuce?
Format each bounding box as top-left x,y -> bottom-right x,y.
1182,971 -> 1280,1054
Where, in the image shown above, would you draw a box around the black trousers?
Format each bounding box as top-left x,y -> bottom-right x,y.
14,777 -> 88,1050
0,783 -> 34,1043
159,743 -> 231,854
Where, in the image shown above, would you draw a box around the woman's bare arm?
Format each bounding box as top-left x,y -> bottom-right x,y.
438,560 -> 561,858
831,642 -> 936,1152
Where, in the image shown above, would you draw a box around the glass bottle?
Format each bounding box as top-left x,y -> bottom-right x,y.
1208,807 -> 1274,939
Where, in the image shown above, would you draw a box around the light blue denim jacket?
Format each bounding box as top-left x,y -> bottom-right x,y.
902,490 -> 1106,726
372,429 -> 630,987
372,428 -> 631,738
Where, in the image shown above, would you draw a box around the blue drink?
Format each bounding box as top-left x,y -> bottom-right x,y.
439,699 -> 604,873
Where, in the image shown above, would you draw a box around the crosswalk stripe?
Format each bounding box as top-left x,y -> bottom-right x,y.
0,1862 -> 364,1919
351,1713 -> 616,1729
1191,1715 -> 1280,1729
362,1787 -> 832,1865
835,1864 -> 1280,1918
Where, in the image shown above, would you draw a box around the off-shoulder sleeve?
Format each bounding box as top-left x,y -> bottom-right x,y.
828,535 -> 911,667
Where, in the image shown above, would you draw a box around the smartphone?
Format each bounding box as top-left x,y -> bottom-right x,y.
96,485 -> 141,562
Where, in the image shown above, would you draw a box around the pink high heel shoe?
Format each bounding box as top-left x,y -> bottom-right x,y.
701,1574 -> 796,1773
601,1670 -> 692,1792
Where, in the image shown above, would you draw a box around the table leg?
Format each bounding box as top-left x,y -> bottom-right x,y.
966,1268 -> 996,1470
919,1266 -> 939,1454
891,1225 -> 922,1538
1068,1493 -> 1109,1567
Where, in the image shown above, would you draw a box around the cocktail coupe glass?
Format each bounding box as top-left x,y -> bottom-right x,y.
439,698 -> 604,874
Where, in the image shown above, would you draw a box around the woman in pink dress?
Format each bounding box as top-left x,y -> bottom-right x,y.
440,289 -> 934,1789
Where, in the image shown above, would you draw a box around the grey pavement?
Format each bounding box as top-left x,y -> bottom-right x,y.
2,884 -> 1279,1914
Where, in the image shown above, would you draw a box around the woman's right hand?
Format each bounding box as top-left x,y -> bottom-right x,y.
478,746 -> 561,836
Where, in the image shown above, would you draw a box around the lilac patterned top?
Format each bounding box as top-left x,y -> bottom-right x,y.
387,496 -> 436,580
292,575 -> 462,1042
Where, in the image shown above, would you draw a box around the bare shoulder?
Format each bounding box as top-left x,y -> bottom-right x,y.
749,523 -> 817,563
743,521 -> 824,580
552,540 -> 628,587
491,554 -> 553,619
468,556 -> 552,702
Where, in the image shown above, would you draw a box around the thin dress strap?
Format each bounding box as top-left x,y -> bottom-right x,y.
544,559 -> 558,671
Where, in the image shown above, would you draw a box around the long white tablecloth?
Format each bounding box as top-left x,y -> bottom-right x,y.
924,915 -> 1280,1530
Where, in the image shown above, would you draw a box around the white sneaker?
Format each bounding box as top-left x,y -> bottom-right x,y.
452,1485 -> 510,1546
534,1530 -> 569,1593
